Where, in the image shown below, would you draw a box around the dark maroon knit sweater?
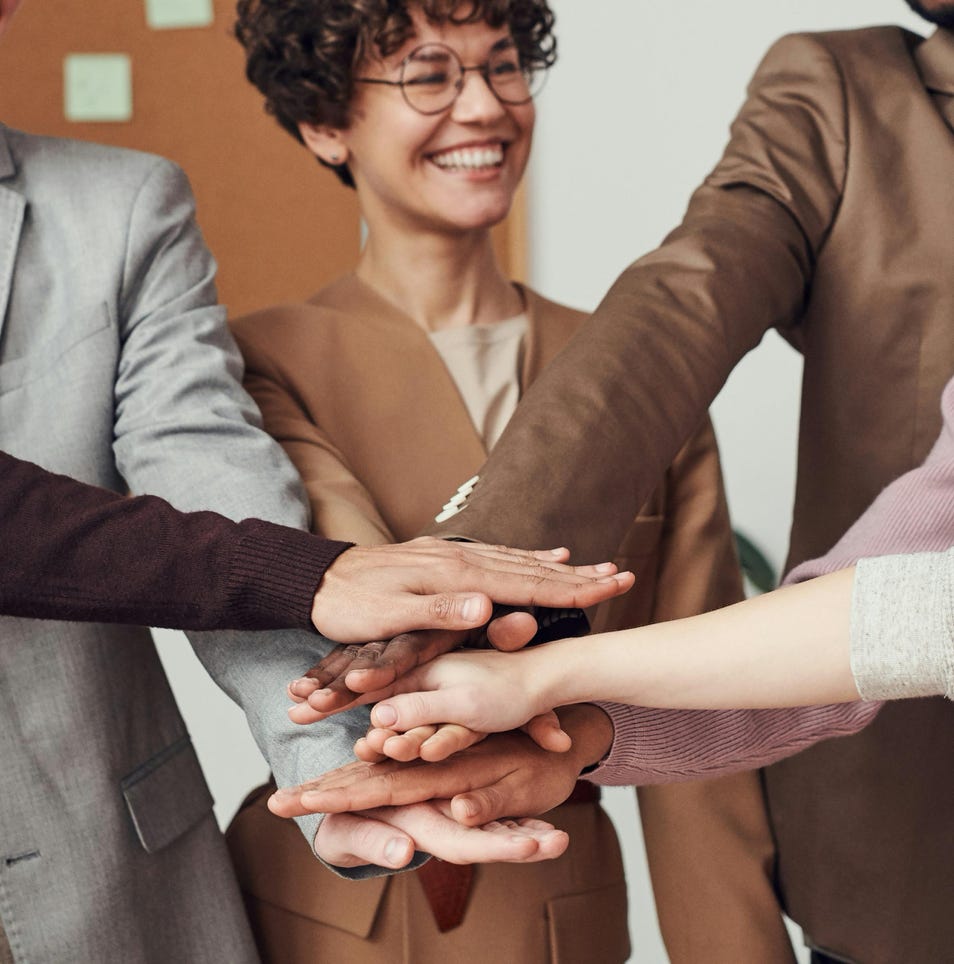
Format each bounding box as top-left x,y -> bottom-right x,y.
0,451 -> 352,630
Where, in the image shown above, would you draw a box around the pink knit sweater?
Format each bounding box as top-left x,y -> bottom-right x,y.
590,378 -> 954,786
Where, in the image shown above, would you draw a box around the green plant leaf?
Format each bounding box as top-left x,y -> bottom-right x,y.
734,530 -> 777,594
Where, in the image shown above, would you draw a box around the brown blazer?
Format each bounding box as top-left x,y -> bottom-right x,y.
229,275 -> 791,961
436,27 -> 954,964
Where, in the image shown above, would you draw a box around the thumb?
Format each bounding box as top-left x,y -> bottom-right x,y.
393,592 -> 492,635
449,784 -> 508,827
523,712 -> 572,753
370,688 -> 468,731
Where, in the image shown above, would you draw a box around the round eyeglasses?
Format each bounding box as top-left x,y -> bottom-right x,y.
355,41 -> 546,116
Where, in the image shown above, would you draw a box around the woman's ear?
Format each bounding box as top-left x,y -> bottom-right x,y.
298,123 -> 349,166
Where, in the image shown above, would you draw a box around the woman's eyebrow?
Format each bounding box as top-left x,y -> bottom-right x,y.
490,36 -> 517,53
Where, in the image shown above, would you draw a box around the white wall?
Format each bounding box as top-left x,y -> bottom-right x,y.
157,2 -> 929,961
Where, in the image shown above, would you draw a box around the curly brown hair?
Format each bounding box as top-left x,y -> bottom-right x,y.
234,0 -> 556,186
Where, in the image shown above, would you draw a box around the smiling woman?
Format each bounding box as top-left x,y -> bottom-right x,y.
223,2 -> 778,962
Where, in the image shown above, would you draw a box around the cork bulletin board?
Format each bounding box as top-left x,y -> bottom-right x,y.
0,0 -> 526,316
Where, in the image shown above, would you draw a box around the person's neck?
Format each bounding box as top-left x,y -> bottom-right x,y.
355,226 -> 523,332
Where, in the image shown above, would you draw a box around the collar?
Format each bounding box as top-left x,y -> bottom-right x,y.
916,28 -> 954,95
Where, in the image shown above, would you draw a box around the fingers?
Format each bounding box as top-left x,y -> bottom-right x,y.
370,689 -> 469,733
374,800 -> 566,865
523,712 -> 572,753
425,817 -> 565,864
354,737 -> 387,763
375,725 -> 440,763
288,641 -> 388,710
311,802 -> 568,869
269,757 -> 469,816
360,723 -> 487,762
311,536 -> 633,644
340,629 -> 463,695
420,724 -> 486,761
313,811 -> 416,870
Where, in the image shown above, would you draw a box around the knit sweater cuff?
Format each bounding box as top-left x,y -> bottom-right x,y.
851,549 -> 954,700
225,520 -> 353,631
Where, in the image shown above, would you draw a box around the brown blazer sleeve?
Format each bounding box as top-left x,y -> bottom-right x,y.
431,32 -> 847,563
648,417 -> 744,622
236,329 -> 395,547
0,450 -> 349,629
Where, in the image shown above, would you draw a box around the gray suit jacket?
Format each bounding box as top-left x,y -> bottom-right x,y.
0,124 -> 366,963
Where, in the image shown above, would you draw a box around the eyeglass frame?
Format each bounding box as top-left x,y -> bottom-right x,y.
353,39 -> 545,116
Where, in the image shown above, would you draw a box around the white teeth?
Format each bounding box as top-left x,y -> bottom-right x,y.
431,145 -> 504,170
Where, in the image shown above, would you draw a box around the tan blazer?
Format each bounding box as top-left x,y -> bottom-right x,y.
436,26 -> 954,964
228,274 -> 791,962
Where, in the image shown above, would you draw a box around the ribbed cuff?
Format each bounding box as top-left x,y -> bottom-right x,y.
225,520 -> 353,631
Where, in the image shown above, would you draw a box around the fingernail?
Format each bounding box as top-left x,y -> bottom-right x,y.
290,678 -> 313,692
549,547 -> 566,556
385,838 -> 407,866
374,704 -> 397,727
461,595 -> 482,622
457,797 -> 478,819
594,562 -> 616,573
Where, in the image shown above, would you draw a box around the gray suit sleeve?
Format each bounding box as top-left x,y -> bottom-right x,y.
109,156 -> 409,872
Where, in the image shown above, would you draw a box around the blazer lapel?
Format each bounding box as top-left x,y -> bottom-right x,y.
308,275 -> 488,541
0,127 -> 25,346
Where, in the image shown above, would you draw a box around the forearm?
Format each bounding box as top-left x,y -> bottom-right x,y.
433,189 -> 807,562
0,451 -> 349,629
533,570 -> 859,711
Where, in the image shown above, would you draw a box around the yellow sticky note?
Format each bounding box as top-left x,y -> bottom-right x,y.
64,54 -> 133,123
144,0 -> 214,30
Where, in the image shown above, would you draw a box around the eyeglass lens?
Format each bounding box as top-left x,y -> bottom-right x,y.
400,43 -> 542,114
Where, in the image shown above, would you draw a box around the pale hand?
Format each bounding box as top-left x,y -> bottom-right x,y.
309,537 -> 632,643
313,799 -> 568,868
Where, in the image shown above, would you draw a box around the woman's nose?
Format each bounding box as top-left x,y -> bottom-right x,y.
451,69 -> 507,123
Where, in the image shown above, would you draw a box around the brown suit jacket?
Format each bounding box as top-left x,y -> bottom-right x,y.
229,274 -> 791,961
435,26 -> 954,964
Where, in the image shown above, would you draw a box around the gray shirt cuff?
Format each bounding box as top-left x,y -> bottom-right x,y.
851,549 -> 954,701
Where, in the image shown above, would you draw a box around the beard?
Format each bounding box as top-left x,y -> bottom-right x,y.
904,0 -> 954,27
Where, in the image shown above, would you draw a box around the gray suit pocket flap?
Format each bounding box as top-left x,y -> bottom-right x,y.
122,736 -> 214,854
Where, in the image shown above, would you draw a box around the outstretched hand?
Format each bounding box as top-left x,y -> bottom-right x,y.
290,645 -> 548,735
309,537 -> 632,644
272,707 -> 613,828
314,800 -> 568,869
354,710 -> 570,763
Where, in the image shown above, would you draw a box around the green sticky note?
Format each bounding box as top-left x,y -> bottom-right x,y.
64,54 -> 133,123
144,0 -> 214,30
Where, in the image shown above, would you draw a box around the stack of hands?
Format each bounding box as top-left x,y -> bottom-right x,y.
271,537 -> 634,871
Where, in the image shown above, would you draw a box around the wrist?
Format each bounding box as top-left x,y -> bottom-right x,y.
555,703 -> 614,772
525,638 -> 576,714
